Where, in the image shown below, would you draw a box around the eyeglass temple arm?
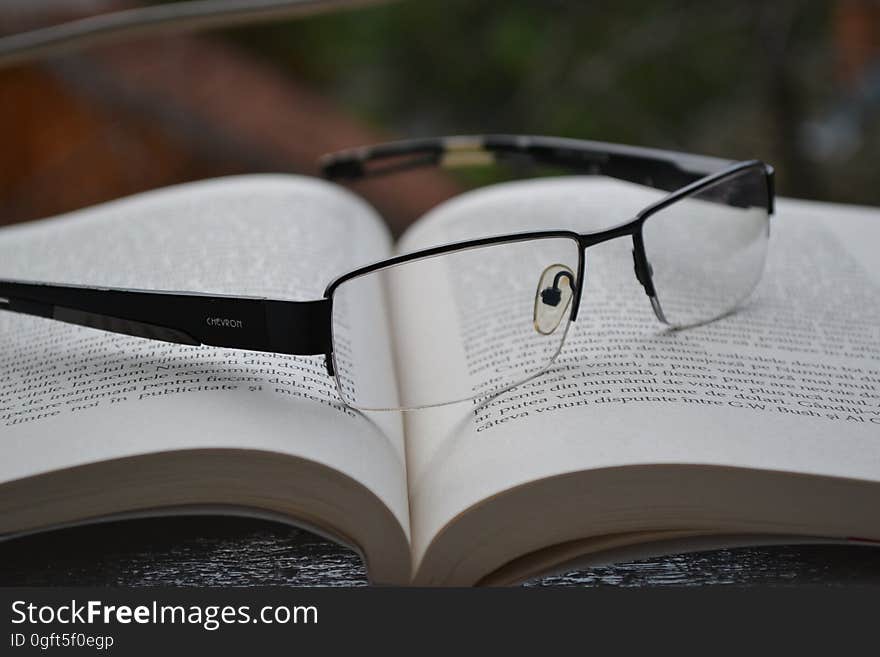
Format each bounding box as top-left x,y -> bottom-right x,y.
0,280 -> 332,356
320,135 -> 738,193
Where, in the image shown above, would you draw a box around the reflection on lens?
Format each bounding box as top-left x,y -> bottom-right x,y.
331,236 -> 581,410
641,165 -> 770,327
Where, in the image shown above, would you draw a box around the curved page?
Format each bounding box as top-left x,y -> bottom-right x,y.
0,175 -> 410,582
394,178 -> 880,584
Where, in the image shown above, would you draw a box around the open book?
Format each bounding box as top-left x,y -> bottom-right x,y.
1,174 -> 878,585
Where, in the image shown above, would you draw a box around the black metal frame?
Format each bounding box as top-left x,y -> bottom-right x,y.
0,135 -> 774,400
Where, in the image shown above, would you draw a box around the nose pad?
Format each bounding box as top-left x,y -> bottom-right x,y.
534,264 -> 575,335
632,249 -> 655,296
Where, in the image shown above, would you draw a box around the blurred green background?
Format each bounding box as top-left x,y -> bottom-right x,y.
232,0 -> 878,204
1,0 -> 878,230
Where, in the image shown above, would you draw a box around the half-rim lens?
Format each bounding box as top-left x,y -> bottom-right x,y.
640,165 -> 770,328
330,235 -> 581,410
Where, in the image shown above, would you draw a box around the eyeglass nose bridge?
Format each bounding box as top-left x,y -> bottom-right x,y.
569,218 -> 661,323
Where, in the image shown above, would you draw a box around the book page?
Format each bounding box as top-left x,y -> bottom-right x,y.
0,176 -> 410,559
392,178 -> 880,580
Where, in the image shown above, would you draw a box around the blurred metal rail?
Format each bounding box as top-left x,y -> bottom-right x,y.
0,0 -> 397,69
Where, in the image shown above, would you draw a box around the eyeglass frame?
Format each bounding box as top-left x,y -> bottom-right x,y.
0,134 -> 775,405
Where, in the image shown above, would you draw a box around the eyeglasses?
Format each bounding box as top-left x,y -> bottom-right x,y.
0,135 -> 774,411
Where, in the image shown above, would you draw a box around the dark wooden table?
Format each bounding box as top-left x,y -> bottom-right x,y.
2,517 -> 878,586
